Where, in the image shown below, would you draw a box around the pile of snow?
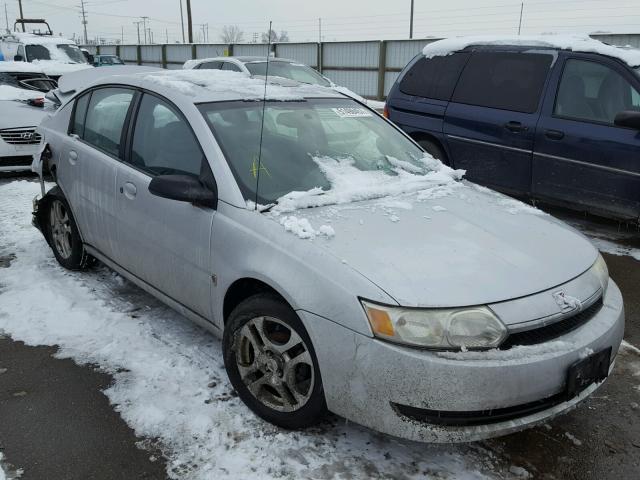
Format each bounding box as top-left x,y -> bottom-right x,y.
272,154 -> 465,214
0,179 -> 496,480
280,216 -> 335,239
144,69 -> 332,101
423,35 -> 640,67
0,84 -> 43,101
0,453 -> 6,480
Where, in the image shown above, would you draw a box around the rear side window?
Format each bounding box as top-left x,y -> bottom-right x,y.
221,62 -> 242,72
71,92 -> 91,136
452,52 -> 553,113
83,88 -> 135,157
198,61 -> 222,70
399,53 -> 470,101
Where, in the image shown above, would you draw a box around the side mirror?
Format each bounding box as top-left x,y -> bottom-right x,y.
14,55 -> 24,62
148,174 -> 217,208
614,110 -> 640,130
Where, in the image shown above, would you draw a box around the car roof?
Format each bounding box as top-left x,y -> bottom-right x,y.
76,67 -> 344,104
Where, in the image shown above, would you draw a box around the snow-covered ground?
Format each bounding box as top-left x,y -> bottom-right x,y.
0,179 -> 501,479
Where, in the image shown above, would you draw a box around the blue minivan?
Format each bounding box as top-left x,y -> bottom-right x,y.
385,42 -> 640,223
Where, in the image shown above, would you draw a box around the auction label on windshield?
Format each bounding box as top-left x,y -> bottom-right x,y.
332,107 -> 372,118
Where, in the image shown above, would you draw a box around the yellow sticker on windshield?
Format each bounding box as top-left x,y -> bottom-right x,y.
251,158 -> 271,178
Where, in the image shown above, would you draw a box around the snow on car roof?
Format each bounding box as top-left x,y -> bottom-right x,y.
4,32 -> 76,45
142,69 -> 342,102
422,35 -> 640,67
183,56 -> 295,69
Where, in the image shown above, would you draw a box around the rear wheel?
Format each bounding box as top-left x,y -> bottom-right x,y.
418,138 -> 449,165
46,196 -> 93,270
223,293 -> 327,429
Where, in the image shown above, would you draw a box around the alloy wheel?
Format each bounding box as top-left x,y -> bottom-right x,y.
49,199 -> 73,260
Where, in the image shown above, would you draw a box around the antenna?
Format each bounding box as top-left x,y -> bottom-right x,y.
254,20 -> 272,210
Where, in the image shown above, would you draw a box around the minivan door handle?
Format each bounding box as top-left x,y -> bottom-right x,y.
544,129 -> 565,140
504,121 -> 528,133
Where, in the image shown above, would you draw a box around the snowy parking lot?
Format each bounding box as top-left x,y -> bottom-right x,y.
1,177 -> 639,480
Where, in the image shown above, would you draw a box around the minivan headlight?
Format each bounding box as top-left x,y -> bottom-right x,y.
361,300 -> 507,350
592,253 -> 609,296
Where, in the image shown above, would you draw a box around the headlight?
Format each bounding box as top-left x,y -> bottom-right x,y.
591,253 -> 609,296
361,300 -> 507,350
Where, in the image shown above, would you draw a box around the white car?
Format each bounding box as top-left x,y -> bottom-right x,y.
0,32 -> 92,80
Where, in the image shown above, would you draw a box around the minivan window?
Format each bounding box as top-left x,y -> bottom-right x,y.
83,88 -> 134,157
555,59 -> 640,124
399,53 -> 470,101
130,94 -> 204,177
452,51 -> 553,113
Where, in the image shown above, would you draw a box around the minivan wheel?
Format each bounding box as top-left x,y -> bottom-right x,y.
223,293 -> 327,429
46,196 -> 93,270
418,139 -> 449,166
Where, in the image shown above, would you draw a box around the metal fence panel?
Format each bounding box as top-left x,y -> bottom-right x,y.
234,43 -> 270,57
323,41 -> 380,68
140,45 -> 162,64
99,45 -> 117,56
591,34 -> 640,48
386,39 -> 437,69
275,43 -> 318,68
167,44 -> 193,64
196,44 -> 228,58
84,45 -> 97,55
323,70 -> 378,97
384,71 -> 401,96
120,45 -> 138,63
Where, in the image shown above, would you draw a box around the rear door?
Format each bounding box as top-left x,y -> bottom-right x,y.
114,92 -> 215,319
443,50 -> 554,194
533,54 -> 640,221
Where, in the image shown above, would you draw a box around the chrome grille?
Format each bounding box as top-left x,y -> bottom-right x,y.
0,127 -> 43,145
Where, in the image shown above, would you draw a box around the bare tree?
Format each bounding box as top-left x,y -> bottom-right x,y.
278,31 -> 290,42
261,29 -> 279,43
220,25 -> 244,43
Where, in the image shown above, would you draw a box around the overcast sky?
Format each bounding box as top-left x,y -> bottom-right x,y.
3,0 -> 639,44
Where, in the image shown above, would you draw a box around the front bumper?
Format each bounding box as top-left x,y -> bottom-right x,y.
0,138 -> 42,172
300,279 -> 624,443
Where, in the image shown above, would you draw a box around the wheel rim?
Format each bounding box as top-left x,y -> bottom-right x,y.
234,316 -> 315,412
49,200 -> 73,260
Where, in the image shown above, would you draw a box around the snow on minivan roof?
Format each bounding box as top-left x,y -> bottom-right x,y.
422,35 -> 640,67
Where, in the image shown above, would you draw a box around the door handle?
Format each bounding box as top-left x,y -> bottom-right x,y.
68,150 -> 78,165
544,129 -> 565,140
504,121 -> 528,133
121,182 -> 137,199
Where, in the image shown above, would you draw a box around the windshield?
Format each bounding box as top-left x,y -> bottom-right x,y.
199,98 -> 432,205
100,56 -> 124,65
245,62 -> 331,87
26,43 -> 86,63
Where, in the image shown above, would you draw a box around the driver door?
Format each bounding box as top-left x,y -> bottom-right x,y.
114,92 -> 215,320
533,54 -> 640,220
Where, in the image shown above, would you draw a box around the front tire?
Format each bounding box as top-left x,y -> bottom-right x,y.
45,195 -> 93,270
223,293 -> 327,429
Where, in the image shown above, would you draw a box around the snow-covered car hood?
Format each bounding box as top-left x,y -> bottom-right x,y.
270,184 -> 597,309
0,100 -> 49,128
30,60 -> 92,77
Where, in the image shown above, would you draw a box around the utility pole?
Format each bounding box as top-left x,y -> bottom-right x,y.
179,0 -> 185,43
186,0 -> 193,43
165,28 -> 168,44
4,2 -> 10,31
318,18 -> 321,43
141,16 -> 149,44
80,0 -> 88,44
409,0 -> 414,39
18,0 -> 24,31
518,2 -> 524,35
121,25 -> 124,44
133,20 -> 142,44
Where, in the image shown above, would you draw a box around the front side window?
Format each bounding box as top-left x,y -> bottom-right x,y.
452,51 -> 553,113
399,53 -> 470,101
221,62 -> 242,72
199,99 -> 430,204
130,94 -> 203,176
25,44 -> 51,61
555,59 -> 640,124
245,62 -> 331,87
83,88 -> 134,157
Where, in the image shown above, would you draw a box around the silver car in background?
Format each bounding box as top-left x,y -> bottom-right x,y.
33,68 -> 624,443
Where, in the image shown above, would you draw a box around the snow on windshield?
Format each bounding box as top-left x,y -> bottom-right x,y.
423,35 -> 640,67
144,69 -> 330,100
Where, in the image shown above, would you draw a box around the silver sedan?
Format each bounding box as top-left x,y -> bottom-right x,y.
33,67 -> 624,443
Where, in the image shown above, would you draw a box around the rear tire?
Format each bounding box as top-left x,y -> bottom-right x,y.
418,138 -> 449,166
45,195 -> 93,270
223,293 -> 327,429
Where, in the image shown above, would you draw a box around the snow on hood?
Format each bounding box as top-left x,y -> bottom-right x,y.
30,60 -> 92,76
143,69 -> 337,101
271,183 -> 597,308
0,84 -> 43,101
0,99 -> 49,128
0,61 -> 46,73
423,35 -> 640,67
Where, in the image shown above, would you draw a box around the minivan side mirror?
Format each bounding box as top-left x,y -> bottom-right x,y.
14,55 -> 24,62
148,175 -> 217,209
614,110 -> 640,130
